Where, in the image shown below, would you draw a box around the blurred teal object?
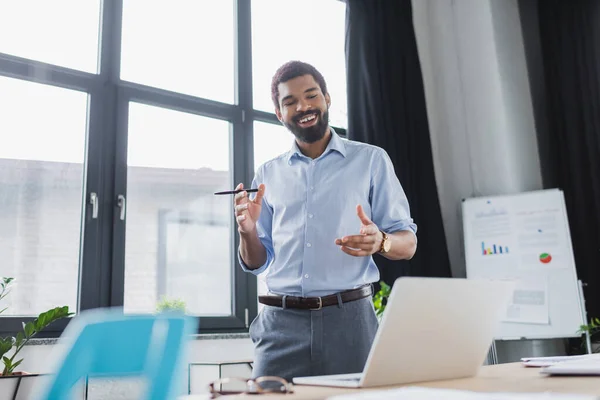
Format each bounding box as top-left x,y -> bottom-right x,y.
33,308 -> 196,400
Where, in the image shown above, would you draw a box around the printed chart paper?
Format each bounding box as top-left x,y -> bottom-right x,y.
464,194 -> 571,326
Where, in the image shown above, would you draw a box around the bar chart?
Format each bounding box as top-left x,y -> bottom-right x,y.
481,241 -> 509,255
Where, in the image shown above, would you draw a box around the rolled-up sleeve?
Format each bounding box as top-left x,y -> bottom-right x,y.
238,170 -> 275,275
370,148 -> 418,238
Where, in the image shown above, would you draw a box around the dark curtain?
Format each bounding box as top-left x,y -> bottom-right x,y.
344,0 -> 452,288
520,0 -> 600,319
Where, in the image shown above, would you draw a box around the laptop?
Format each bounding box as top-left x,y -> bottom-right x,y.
292,276 -> 515,388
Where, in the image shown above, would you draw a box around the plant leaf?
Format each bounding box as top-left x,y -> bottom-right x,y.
15,332 -> 24,348
37,311 -> 47,327
30,306 -> 73,335
3,355 -> 13,371
0,277 -> 14,291
23,322 -> 35,338
11,358 -> 23,371
0,338 -> 12,359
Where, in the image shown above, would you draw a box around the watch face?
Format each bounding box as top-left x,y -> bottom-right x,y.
383,239 -> 391,252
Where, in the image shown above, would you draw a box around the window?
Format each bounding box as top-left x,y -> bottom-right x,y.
0,2 -> 101,73
125,103 -> 233,315
120,1 -> 235,103
252,121 -> 295,302
253,121 -> 295,171
0,77 -> 88,316
251,0 -> 348,128
0,0 -> 347,335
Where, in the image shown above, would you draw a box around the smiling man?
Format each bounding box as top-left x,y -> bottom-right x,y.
234,60 -> 417,381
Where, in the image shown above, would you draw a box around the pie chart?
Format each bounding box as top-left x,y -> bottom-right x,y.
539,253 -> 552,264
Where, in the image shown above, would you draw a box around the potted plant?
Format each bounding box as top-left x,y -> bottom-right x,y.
373,280 -> 391,322
156,296 -> 187,314
0,277 -> 73,399
0,277 -> 14,315
576,317 -> 600,354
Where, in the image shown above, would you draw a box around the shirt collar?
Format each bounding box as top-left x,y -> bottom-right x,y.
286,128 -> 347,164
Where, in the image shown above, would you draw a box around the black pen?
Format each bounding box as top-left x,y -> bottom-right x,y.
214,189 -> 259,195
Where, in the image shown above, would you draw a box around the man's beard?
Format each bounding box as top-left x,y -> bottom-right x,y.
283,109 -> 329,144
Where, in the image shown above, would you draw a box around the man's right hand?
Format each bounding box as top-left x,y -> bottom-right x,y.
234,183 -> 266,234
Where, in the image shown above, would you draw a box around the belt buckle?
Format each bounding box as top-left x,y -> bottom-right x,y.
310,297 -> 323,310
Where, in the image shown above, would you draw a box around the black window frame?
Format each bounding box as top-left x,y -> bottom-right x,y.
0,0 -> 347,337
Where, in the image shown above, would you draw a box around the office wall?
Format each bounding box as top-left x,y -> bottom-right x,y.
412,0 -> 543,278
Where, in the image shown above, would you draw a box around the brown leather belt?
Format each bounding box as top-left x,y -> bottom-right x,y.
258,284 -> 373,310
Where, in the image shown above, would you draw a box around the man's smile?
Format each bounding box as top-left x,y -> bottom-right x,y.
296,112 -> 319,128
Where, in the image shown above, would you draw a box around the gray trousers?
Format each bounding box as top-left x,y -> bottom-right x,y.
249,296 -> 379,381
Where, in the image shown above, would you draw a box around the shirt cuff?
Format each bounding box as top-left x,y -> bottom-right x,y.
238,249 -> 269,275
387,226 -> 418,245
407,229 -> 418,245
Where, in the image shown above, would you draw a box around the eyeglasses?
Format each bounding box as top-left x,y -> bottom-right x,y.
208,376 -> 294,397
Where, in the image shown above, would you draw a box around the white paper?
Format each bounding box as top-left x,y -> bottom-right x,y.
462,190 -> 583,340
470,205 -> 512,238
503,278 -> 549,325
466,199 -> 569,276
521,354 -> 599,367
542,355 -> 600,375
326,387 -> 597,400
514,207 -> 570,271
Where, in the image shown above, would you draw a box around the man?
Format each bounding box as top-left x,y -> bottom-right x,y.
235,60 -> 417,380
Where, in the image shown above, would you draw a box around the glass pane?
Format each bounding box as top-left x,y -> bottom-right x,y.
124,103 -> 233,316
252,121 -> 294,301
120,0 -> 235,104
253,121 -> 294,172
0,77 -> 88,316
0,2 -> 101,73
251,0 -> 348,128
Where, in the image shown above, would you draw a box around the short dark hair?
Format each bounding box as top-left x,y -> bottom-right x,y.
270,61 -> 328,110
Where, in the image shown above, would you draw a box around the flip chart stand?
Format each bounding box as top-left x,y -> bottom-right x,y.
578,280 -> 593,355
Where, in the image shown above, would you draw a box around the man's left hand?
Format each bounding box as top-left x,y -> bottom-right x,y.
335,205 -> 383,257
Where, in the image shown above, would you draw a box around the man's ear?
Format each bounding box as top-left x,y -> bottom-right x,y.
275,107 -> 283,122
325,93 -> 331,108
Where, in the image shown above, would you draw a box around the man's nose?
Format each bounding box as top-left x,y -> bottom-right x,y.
296,100 -> 311,112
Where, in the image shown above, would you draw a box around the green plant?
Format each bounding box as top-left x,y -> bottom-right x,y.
156,296 -> 186,314
373,280 -> 391,318
577,317 -> 600,353
0,277 -> 73,376
0,277 -> 14,315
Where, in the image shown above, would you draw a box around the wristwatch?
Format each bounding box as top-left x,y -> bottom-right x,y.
378,230 -> 391,254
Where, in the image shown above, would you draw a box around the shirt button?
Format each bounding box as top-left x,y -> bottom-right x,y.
304,274 -> 310,279
310,186 -> 314,190
306,243 -> 312,247
308,213 -> 313,218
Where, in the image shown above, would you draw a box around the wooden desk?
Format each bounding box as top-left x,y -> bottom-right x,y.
181,362 -> 600,399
